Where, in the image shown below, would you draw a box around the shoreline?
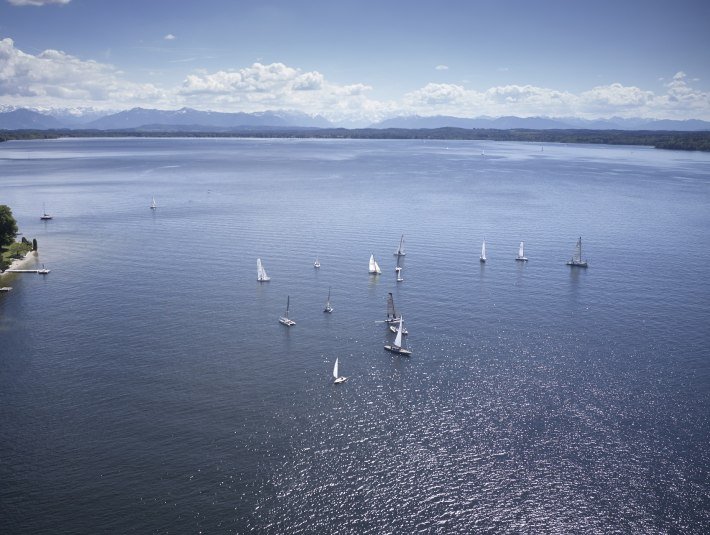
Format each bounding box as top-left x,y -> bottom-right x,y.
1,251 -> 38,277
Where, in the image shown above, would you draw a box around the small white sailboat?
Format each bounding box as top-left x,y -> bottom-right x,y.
480,239 -> 487,263
313,257 -> 321,269
566,237 -> 588,267
150,197 -> 157,210
393,234 -> 406,256
40,203 -> 52,220
279,295 -> 296,326
333,357 -> 347,384
396,268 -> 404,282
385,292 -> 400,324
37,264 -> 50,275
368,254 -> 381,274
384,317 -> 412,356
324,287 -> 333,313
257,258 -> 271,282
515,241 -> 528,262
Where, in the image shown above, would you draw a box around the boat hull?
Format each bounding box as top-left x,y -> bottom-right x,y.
279,317 -> 296,326
566,260 -> 588,267
384,345 -> 412,356
333,377 -> 348,384
515,257 -> 528,262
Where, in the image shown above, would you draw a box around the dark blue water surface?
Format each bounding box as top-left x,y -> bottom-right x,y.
1,138 -> 709,533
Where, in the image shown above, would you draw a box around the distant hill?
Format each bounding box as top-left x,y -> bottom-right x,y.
85,107 -> 333,130
370,115 -> 710,131
0,109 -> 64,130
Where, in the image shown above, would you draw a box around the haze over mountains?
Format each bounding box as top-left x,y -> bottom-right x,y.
1,107 -> 709,132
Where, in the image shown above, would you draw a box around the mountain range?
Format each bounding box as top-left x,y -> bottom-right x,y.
1,107 -> 709,132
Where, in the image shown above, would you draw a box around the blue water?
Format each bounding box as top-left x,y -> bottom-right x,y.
1,138 -> 709,533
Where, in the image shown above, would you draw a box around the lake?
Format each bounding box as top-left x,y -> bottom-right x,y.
1,137 -> 709,533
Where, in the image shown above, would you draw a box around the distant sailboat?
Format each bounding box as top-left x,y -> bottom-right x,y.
40,203 -> 52,220
324,287 -> 334,313
150,197 -> 157,210
480,239 -> 487,263
384,317 -> 412,356
515,241 -> 528,262
394,234 -> 406,256
566,237 -> 588,267
368,254 -> 381,274
279,295 -> 296,326
257,258 -> 271,281
333,358 -> 347,384
396,270 -> 404,282
313,257 -> 321,269
385,292 -> 400,324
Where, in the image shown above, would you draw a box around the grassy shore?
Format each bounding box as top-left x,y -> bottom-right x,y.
1,241 -> 34,273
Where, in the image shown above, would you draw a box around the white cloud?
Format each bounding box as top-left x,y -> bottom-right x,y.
0,37 -> 167,109
163,34 -> 176,41
1,38 -> 708,123
7,0 -> 70,6
435,65 -> 448,71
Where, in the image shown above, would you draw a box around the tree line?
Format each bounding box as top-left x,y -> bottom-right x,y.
1,127 -> 710,152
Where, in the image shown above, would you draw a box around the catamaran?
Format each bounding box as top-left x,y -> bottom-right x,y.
279,295 -> 296,326
480,239 -> 487,263
385,292 -> 400,324
515,241 -> 528,262
257,258 -> 271,281
368,254 -> 381,274
40,203 -> 52,220
384,317 -> 412,356
324,287 -> 334,313
333,358 -> 347,384
566,237 -> 588,267
394,234 -> 406,256
150,197 -> 157,210
314,257 -> 321,268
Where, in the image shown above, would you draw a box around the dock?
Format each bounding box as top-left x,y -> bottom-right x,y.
3,269 -> 50,274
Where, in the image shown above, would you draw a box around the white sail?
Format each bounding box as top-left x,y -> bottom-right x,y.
257,258 -> 270,281
394,234 -> 405,256
324,287 -> 333,313
333,358 -> 339,379
566,237 -> 588,267
150,197 -> 157,209
518,241 -> 525,258
573,237 -> 582,262
481,239 -> 487,261
394,317 -> 404,348
369,254 -> 381,274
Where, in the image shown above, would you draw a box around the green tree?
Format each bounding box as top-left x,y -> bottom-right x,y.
0,205 -> 19,248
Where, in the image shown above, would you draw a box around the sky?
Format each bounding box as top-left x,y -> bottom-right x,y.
1,0 -> 709,125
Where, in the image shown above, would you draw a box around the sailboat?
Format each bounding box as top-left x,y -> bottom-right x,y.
393,234 -> 406,256
279,295 -> 296,326
566,237 -> 588,267
396,269 -> 404,282
385,292 -> 400,324
368,254 -> 381,274
313,257 -> 321,269
515,241 -> 528,262
333,358 -> 347,384
150,197 -> 157,210
40,203 -> 52,220
324,287 -> 334,313
257,258 -> 271,281
37,264 -> 50,275
384,317 -> 412,355
480,239 -> 487,263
